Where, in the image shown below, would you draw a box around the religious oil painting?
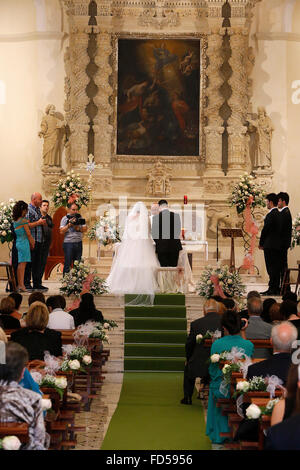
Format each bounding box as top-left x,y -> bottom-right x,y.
117,38 -> 200,156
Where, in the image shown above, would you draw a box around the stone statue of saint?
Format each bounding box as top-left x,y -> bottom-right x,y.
247,107 -> 274,170
39,104 -> 65,167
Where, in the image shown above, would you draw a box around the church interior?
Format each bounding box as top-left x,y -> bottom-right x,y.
0,0 -> 300,452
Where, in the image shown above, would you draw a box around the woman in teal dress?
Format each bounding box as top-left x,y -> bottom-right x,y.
206,309 -> 254,444
12,201 -> 35,292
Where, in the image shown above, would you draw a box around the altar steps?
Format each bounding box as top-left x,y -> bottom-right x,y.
124,294 -> 187,372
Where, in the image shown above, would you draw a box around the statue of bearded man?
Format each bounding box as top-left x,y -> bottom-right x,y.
39,104 -> 65,167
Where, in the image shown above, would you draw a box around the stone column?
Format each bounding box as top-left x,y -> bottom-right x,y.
204,28 -> 225,176
227,27 -> 249,175
67,30 -> 90,167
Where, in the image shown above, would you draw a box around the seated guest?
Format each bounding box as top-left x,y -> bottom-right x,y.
240,291 -> 261,320
261,297 -> 276,323
0,327 -> 41,395
271,363 -> 300,426
0,297 -> 21,329
8,292 -> 23,320
69,292 -> 104,327
268,302 -> 283,324
46,295 -> 75,330
21,291 -> 46,321
56,294 -> 67,310
265,363 -> 300,450
279,300 -> 300,337
181,299 -> 222,405
247,321 -> 297,383
11,301 -> 62,360
206,310 -> 254,444
245,296 -> 272,359
0,342 -> 49,449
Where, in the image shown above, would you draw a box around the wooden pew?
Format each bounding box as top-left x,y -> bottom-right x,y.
0,422 -> 29,443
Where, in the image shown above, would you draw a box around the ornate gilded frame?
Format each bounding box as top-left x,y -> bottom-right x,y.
111,32 -> 207,164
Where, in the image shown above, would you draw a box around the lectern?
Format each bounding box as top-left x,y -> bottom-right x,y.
221,228 -> 243,273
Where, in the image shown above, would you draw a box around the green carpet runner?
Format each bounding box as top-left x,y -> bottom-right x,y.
101,372 -> 211,450
124,294 -> 187,372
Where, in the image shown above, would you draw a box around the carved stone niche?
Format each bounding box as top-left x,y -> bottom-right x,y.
146,160 -> 172,197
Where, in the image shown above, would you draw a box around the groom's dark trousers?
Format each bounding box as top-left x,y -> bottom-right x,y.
152,209 -> 182,267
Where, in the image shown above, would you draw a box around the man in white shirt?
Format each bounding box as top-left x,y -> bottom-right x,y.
46,295 -> 75,330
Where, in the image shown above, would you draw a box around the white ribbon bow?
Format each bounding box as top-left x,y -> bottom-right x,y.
266,375 -> 284,398
43,351 -> 61,375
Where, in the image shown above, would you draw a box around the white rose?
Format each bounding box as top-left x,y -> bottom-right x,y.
2,435 -> 21,450
67,176 -> 70,180
236,380 -> 250,392
4,219 -> 8,223
222,364 -> 231,374
62,185 -> 66,189
246,403 -> 261,420
219,281 -> 224,287
9,198 -> 14,203
207,280 -> 212,285
70,182 -> 73,187
56,193 -> 60,197
55,376 -> 68,389
103,322 -> 110,329
74,260 -> 79,265
227,279 -> 233,284
66,188 -> 71,192
218,274 -> 222,279
78,184 -> 81,188
196,334 -> 203,343
210,354 -> 220,363
2,231 -> 7,236
243,185 -> 248,189
41,398 -> 52,411
69,359 -> 81,370
82,355 -> 92,365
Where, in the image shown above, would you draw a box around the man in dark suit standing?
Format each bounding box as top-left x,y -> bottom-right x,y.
181,299 -> 221,404
277,192 -> 292,292
151,199 -> 182,267
259,193 -> 282,295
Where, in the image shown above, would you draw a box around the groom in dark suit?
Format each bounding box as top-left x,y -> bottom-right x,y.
151,199 -> 182,267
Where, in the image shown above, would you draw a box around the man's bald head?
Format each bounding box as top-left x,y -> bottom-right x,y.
31,193 -> 43,207
271,321 -> 298,353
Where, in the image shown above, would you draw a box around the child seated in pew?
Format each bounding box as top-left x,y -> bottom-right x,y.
206,310 -> 254,444
46,295 -> 75,330
0,342 -> 49,450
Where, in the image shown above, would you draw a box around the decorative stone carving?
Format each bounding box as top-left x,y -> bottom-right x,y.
206,206 -> 237,239
93,33 -> 113,164
204,126 -> 224,175
247,107 -> 274,172
227,126 -> 247,174
138,3 -> 180,29
39,104 -> 65,168
146,160 -> 172,197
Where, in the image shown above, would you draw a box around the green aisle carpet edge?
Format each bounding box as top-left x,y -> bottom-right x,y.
101,373 -> 211,451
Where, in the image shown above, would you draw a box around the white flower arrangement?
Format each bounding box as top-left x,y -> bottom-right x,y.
59,259 -> 108,297
210,353 -> 221,363
229,172 -> 266,214
0,435 -> 22,450
88,213 -> 121,246
60,345 -> 93,372
52,170 -> 90,208
0,199 -> 15,244
236,380 -> 250,393
245,398 -> 280,420
196,265 -> 246,300
291,213 -> 300,249
39,374 -> 68,399
234,375 -> 267,399
246,403 -> 262,420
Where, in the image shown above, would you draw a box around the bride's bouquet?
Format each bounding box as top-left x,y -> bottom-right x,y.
88,213 -> 121,246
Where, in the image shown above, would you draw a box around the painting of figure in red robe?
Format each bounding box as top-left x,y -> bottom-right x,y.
117,39 -> 200,156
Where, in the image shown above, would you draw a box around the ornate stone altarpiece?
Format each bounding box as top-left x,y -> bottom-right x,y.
42,0 -> 273,246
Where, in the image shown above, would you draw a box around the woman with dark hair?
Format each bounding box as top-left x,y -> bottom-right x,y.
261,297 -> 276,323
69,293 -> 104,327
12,200 -> 35,292
206,310 -> 254,444
270,363 -> 300,427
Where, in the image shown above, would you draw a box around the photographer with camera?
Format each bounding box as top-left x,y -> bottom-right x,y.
59,202 -> 87,275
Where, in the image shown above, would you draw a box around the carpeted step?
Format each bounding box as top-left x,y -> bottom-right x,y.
124,357 -> 185,372
125,305 -> 186,318
125,330 -> 187,344
125,317 -> 186,330
125,343 -> 185,357
125,294 -> 185,306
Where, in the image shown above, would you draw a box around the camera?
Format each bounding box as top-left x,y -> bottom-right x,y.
66,213 -> 86,226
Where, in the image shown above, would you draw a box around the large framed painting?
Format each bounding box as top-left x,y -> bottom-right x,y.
115,37 -> 203,158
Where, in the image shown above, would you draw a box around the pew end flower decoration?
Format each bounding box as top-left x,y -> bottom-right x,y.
52,170 -> 90,209
196,265 -> 245,300
0,199 -> 15,244
229,172 -> 266,214
291,213 -> 300,249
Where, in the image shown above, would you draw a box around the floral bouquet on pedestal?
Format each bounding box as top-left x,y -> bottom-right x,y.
88,213 -> 121,246
196,265 -> 246,300
52,170 -> 90,208
60,259 -> 108,297
229,172 -> 266,214
291,213 -> 300,249
0,199 -> 15,244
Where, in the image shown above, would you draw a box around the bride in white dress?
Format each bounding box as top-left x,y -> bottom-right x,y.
106,201 -> 160,296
